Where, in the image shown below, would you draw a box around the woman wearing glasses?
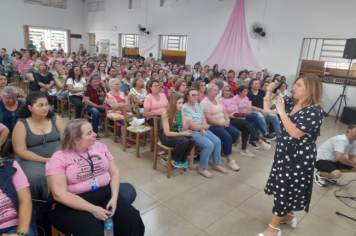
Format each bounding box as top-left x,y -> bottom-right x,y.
257,74 -> 323,236
194,80 -> 206,103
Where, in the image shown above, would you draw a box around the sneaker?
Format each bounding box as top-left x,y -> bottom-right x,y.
240,150 -> 254,157
248,141 -> 259,149
314,171 -> 325,186
182,162 -> 188,168
171,160 -> 182,168
256,141 -> 271,149
263,133 -> 276,141
96,134 -> 101,140
325,177 -> 337,184
262,138 -> 271,144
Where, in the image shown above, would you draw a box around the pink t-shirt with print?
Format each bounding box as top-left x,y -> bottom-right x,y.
46,142 -> 114,195
219,97 -> 239,116
233,95 -> 251,112
0,161 -> 30,229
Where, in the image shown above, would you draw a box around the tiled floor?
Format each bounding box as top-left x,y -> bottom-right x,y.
69,116 -> 356,236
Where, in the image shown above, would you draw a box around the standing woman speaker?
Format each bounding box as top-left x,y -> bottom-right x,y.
257,74 -> 323,236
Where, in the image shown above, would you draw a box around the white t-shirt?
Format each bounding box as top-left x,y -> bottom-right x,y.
66,77 -> 86,96
317,134 -> 356,162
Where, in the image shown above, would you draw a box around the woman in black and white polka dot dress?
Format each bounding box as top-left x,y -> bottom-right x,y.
257,74 -> 323,236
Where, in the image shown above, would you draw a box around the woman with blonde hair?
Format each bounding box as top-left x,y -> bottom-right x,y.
49,59 -> 60,77
33,61 -> 55,92
257,74 -> 323,236
46,120 -> 145,236
55,65 -> 68,99
161,93 -> 195,168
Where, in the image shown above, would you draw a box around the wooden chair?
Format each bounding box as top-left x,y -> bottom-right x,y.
152,117 -> 187,178
84,109 -> 106,123
68,101 -> 76,120
57,98 -> 67,118
122,104 -> 152,157
105,107 -> 120,142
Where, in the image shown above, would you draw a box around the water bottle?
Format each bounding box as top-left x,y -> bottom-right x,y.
104,214 -> 114,236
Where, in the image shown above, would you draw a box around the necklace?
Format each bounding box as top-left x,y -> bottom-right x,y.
152,93 -> 160,101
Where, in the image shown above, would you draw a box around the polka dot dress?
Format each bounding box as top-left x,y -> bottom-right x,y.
264,102 -> 323,217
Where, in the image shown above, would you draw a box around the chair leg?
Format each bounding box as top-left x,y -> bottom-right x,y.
123,131 -> 127,152
189,146 -> 195,170
167,150 -> 172,178
114,123 -> 117,143
150,129 -> 154,152
136,133 -> 140,157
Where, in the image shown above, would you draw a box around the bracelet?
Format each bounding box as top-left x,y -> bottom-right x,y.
263,97 -> 270,102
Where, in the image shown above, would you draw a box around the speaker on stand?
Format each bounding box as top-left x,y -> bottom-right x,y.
327,38 -> 356,122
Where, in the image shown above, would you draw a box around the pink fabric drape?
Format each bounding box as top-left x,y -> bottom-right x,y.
202,0 -> 261,72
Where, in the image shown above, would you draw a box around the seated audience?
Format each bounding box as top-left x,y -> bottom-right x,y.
173,79 -> 187,97
83,74 -> 108,140
144,79 -> 168,127
12,51 -> 22,74
215,80 -> 224,98
156,77 -> 166,94
276,82 -> 291,99
194,80 -> 206,103
182,88 -> 224,179
220,85 -> 271,156
226,73 -> 237,94
67,66 -> 87,118
106,78 -> 131,146
314,123 -> 356,186
32,62 -> 55,93
261,80 -> 270,92
183,72 -> 194,88
158,69 -> 168,85
196,70 -> 209,84
55,65 -> 68,99
161,93 -> 195,168
46,120 -> 145,236
255,71 -> 262,81
0,71 -> 7,98
122,70 -> 132,93
200,84 -> 240,171
49,60 -> 60,77
18,57 -> 32,80
248,78 -> 281,137
48,51 -> 64,66
207,75 -> 218,87
235,71 -> 248,87
0,86 -> 24,158
0,157 -> 37,236
129,77 -> 147,115
80,64 -> 89,81
13,92 -> 64,200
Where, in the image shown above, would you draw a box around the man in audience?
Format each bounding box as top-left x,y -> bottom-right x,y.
314,123 -> 356,186
197,70 -> 209,84
27,40 -> 36,52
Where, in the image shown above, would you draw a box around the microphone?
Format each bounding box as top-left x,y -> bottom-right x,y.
270,92 -> 293,110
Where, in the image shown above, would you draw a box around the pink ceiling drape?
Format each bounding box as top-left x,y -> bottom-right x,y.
202,0 -> 261,72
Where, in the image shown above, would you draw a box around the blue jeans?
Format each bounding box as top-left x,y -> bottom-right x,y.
191,130 -> 221,168
57,90 -> 68,99
209,124 -> 239,157
0,226 -> 35,236
253,111 -> 281,136
85,105 -> 105,133
246,113 -> 267,141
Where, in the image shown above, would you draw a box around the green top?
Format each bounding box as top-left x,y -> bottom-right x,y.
27,44 -> 36,51
173,110 -> 182,131
234,78 -> 245,86
56,76 -> 64,91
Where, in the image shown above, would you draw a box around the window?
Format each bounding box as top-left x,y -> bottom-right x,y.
160,35 -> 188,51
160,0 -> 190,6
299,38 -> 351,70
88,1 -> 105,12
29,27 -> 68,52
24,0 -> 66,9
121,34 -> 139,48
129,0 -> 141,9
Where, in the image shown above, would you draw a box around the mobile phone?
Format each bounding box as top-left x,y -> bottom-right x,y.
105,103 -> 112,108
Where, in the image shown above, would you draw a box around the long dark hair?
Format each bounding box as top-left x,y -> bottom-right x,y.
68,66 -> 80,81
17,92 -> 55,119
247,78 -> 259,91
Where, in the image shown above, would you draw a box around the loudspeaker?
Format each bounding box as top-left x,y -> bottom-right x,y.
343,38 -> 356,59
340,106 -> 356,125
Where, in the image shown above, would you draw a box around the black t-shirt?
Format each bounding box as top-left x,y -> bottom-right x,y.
36,73 -> 54,85
247,89 -> 265,109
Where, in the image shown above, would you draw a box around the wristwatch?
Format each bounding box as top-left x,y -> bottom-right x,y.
17,232 -> 28,236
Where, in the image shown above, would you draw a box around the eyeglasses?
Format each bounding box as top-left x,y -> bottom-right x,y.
3,97 -> 17,101
152,85 -> 160,88
190,94 -> 199,97
112,83 -> 121,86
292,83 -> 305,88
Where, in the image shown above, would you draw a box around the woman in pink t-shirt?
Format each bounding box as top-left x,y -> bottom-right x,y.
220,85 -> 271,156
144,79 -> 168,127
46,120 -> 144,236
0,158 -> 36,236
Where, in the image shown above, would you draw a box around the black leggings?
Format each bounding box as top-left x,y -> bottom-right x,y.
47,185 -> 145,236
159,134 -> 195,163
230,119 -> 259,150
69,95 -> 83,118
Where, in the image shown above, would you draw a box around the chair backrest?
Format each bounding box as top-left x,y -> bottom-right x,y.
122,104 -> 140,128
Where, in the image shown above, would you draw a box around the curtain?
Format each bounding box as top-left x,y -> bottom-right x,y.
202,0 -> 261,72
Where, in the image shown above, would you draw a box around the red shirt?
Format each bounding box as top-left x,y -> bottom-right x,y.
165,81 -> 172,89
227,80 -> 237,94
83,84 -> 107,106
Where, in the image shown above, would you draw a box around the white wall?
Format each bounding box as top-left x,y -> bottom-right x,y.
0,0 -> 89,53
